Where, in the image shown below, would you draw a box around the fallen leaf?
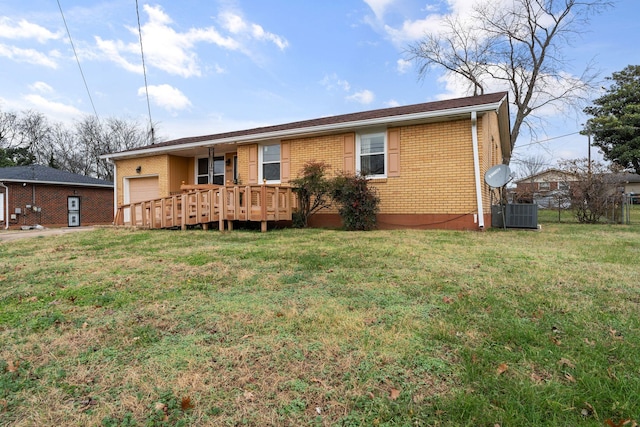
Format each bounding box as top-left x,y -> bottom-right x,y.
82,322 -> 88,329
315,406 -> 322,414
584,338 -> 595,346
558,358 -> 575,369
496,363 -> 508,375
181,396 -> 194,410
564,373 -> 576,383
366,392 -> 375,399
154,402 -> 167,412
550,336 -> 562,346
442,296 -> 454,304
6,360 -> 19,372
530,372 -> 543,384
389,388 -> 400,400
243,391 -> 255,401
241,334 -> 253,339
605,419 -> 631,427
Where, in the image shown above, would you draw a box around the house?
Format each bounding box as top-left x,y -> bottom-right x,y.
102,92 -> 511,231
513,169 -> 579,207
0,165 -> 114,229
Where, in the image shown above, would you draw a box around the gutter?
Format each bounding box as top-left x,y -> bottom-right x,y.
471,111 -> 484,229
102,101 -> 506,161
0,181 -> 8,229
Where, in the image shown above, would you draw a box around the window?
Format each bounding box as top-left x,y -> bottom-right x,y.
357,132 -> 386,177
538,182 -> 550,190
197,156 -> 225,185
558,182 -> 570,191
260,144 -> 280,183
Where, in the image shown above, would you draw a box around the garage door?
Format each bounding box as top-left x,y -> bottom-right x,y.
128,176 -> 159,203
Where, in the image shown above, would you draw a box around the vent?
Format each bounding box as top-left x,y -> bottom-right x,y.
505,204 -> 538,229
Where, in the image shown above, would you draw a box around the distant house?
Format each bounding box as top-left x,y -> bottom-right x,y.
514,168 -> 640,207
0,165 -> 114,229
102,92 -> 512,231
513,169 -> 578,207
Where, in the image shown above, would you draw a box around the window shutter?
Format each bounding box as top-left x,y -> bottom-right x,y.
343,133 -> 355,174
281,141 -> 290,183
387,128 -> 400,177
248,144 -> 258,184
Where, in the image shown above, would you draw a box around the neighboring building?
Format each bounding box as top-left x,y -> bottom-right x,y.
102,92 -> 512,230
513,169 -> 578,207
0,165 -> 114,229
610,173 -> 640,196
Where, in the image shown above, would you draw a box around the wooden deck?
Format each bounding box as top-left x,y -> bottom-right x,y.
114,185 -> 296,232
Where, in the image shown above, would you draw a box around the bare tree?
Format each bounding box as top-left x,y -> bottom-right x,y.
559,158 -> 621,223
406,0 -> 611,149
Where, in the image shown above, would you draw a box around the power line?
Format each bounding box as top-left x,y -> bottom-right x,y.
57,0 -> 98,120
514,131 -> 582,149
136,0 -> 155,144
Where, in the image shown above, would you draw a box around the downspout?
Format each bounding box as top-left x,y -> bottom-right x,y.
0,182 -> 8,229
471,111 -> 484,229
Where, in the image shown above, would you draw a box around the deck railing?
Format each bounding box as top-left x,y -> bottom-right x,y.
114,185 -> 296,232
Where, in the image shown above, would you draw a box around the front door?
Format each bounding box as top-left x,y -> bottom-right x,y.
68,196 -> 80,227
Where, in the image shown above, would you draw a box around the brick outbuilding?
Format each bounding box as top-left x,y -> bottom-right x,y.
0,165 -> 114,229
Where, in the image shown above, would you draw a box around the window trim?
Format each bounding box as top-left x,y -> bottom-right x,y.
356,130 -> 387,179
258,143 -> 281,184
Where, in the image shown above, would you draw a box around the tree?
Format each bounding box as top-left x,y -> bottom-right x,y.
584,65 -> 640,173
406,0 -> 611,148
290,160 -> 332,228
559,158 -> 621,223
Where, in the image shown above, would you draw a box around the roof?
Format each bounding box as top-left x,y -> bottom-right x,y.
514,168 -> 579,184
0,165 -> 113,188
104,92 -> 511,160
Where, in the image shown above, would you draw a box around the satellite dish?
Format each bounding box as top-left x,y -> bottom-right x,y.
485,164 -> 511,188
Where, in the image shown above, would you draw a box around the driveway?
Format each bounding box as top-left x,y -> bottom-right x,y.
0,226 -> 96,242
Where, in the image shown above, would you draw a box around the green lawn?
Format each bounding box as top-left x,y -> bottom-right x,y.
1,224 -> 639,426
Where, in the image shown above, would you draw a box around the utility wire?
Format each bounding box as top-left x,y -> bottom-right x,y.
514,131 -> 582,149
136,0 -> 155,144
57,0 -> 98,119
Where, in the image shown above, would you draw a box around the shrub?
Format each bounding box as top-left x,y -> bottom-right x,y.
290,161 -> 332,228
330,173 -> 380,231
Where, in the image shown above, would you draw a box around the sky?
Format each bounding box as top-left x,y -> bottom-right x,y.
0,0 -> 637,176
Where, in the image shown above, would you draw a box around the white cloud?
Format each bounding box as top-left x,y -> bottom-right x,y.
0,17 -> 61,43
363,0 -> 397,21
0,43 -> 58,68
95,5 -> 288,77
140,84 -> 192,112
29,81 -> 54,93
321,73 -> 351,92
385,99 -> 401,107
346,89 -> 375,105
23,94 -> 84,117
219,11 -> 289,50
396,58 -> 412,74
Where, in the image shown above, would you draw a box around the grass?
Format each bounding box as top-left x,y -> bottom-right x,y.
1,223 -> 639,426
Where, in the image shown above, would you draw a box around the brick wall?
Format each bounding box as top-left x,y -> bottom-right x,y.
114,155 -> 170,205
5,182 -> 113,228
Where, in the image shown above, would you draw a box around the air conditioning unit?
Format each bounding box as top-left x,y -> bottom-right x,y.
491,204 -> 538,229
505,203 -> 538,229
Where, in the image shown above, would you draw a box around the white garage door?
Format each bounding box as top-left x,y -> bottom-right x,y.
124,176 -> 159,225
128,176 -> 159,203
0,192 -> 4,221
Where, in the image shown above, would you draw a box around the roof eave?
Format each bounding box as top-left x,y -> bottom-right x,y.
102,100 -> 507,161
0,179 -> 113,188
